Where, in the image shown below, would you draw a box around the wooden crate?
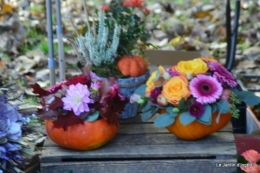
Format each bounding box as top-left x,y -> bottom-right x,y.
40,116 -> 237,173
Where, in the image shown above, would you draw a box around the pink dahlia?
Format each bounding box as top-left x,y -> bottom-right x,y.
208,62 -> 237,87
190,74 -> 223,104
62,83 -> 94,116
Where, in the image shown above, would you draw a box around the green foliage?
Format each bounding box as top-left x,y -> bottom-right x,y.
104,2 -> 151,56
91,62 -> 123,78
133,84 -> 147,97
85,111 -> 100,122
229,92 -> 241,119
197,105 -> 212,125
154,113 -> 175,127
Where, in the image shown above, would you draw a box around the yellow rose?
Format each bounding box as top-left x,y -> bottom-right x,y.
162,75 -> 190,106
145,66 -> 165,97
174,58 -> 208,76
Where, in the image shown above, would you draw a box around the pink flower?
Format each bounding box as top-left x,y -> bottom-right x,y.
242,150 -> 260,163
240,163 -> 260,173
190,74 -> 223,104
157,94 -> 168,106
220,89 -> 232,102
208,62 -> 237,87
62,83 -> 94,115
101,5 -> 110,12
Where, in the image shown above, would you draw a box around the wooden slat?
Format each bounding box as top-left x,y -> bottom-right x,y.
41,141 -> 236,163
44,131 -> 235,147
41,159 -> 237,173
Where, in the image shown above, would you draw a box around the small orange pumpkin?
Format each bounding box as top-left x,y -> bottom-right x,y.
159,110 -> 231,140
117,55 -> 147,77
45,119 -> 119,150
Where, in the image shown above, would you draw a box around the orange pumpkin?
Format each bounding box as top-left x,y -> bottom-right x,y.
159,110 -> 231,140
117,55 -> 147,77
45,119 -> 119,150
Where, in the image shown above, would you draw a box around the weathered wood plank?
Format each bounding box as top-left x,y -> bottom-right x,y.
41,142 -> 236,163
41,159 -> 237,173
118,123 -> 233,134
44,131 -> 235,148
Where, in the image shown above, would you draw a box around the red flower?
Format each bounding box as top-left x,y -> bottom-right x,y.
101,5 -> 110,12
143,8 -> 150,15
123,0 -> 143,8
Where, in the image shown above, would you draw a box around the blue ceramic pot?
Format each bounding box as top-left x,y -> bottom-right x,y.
117,70 -> 150,119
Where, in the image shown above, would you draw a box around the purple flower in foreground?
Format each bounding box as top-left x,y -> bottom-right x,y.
150,88 -> 161,100
190,75 -> 223,104
189,102 -> 205,118
208,62 -> 237,87
62,83 -> 94,115
166,68 -> 179,77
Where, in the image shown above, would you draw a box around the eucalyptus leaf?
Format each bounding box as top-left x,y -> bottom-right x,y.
179,111 -> 196,125
211,104 -> 217,113
142,102 -> 151,112
217,100 -> 230,114
85,111 -> 100,122
236,91 -> 254,101
166,106 -> 178,118
141,109 -> 153,122
133,84 -> 147,97
197,105 -> 212,125
154,113 -> 175,127
243,95 -> 260,106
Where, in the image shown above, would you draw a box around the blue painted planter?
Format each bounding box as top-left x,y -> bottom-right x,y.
117,70 -> 150,119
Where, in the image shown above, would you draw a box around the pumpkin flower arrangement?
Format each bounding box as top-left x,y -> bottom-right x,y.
131,58 -> 260,140
70,0 -> 152,119
30,65 -> 127,150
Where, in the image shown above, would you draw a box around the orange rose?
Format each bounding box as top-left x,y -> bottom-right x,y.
145,66 -> 164,97
162,75 -> 190,106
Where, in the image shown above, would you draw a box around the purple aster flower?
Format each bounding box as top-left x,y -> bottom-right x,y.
0,112 -> 8,138
190,74 -> 223,104
166,68 -> 179,77
62,83 -> 94,116
208,62 -> 237,87
150,88 -> 162,100
189,102 -> 205,118
90,71 -> 102,82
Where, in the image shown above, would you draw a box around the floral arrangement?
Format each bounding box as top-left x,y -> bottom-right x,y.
71,0 -> 152,78
131,58 -> 260,127
238,150 -> 260,173
30,65 -> 127,130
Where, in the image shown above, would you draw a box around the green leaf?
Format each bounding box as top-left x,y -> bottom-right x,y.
85,111 -> 100,122
243,95 -> 260,106
217,100 -> 230,114
141,109 -> 153,122
166,106 -> 178,118
154,113 -> 175,127
142,102 -> 150,112
179,111 -> 196,125
177,98 -> 186,110
236,91 -> 254,101
152,69 -> 161,82
133,84 -> 147,97
211,104 -> 217,113
197,105 -> 212,125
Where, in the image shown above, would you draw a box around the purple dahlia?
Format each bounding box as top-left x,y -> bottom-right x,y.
189,102 -> 205,118
208,62 -> 237,87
